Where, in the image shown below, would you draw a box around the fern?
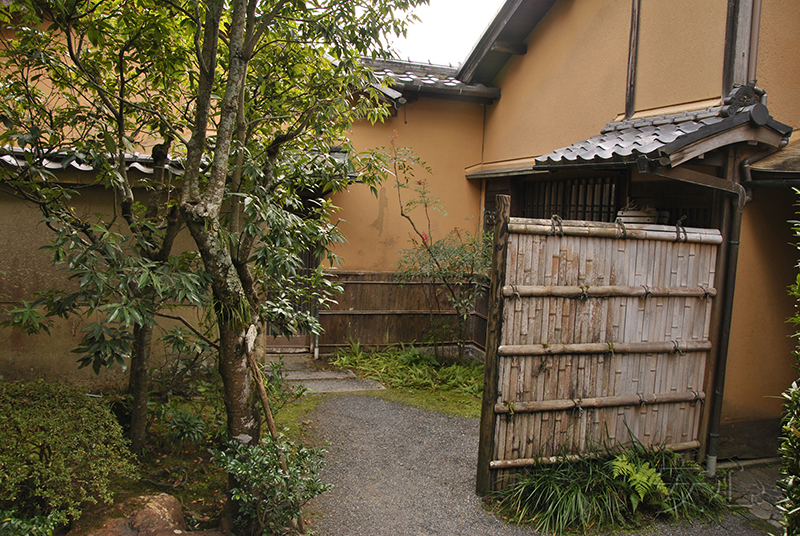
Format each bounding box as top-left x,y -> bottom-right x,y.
610,453 -> 669,512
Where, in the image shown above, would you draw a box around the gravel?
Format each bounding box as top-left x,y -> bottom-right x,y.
306,394 -> 771,536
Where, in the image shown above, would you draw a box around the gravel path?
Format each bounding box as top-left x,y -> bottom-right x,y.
306,394 -> 772,536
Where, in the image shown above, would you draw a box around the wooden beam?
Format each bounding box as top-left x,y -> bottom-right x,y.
476,195 -> 511,496
491,40 -> 527,55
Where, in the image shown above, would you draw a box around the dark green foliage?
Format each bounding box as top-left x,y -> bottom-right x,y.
494,443 -> 725,534
332,341 -> 484,397
0,509 -> 57,536
779,205 -> 800,535
779,381 -> 800,535
212,438 -> 330,536
0,381 -> 137,530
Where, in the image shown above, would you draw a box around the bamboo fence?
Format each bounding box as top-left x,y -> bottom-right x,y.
477,199 -> 720,493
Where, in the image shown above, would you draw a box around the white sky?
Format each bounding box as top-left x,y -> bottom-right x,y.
391,0 -> 507,67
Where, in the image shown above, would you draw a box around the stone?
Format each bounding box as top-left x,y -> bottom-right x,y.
78,494 -> 224,536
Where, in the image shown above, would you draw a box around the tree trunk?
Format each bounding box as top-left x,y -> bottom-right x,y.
129,323 -> 152,453
218,320 -> 261,444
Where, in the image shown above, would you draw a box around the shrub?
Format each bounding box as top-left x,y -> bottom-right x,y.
0,381 -> 138,530
212,437 -> 330,536
779,207 -> 800,535
779,381 -> 800,535
494,443 -> 725,534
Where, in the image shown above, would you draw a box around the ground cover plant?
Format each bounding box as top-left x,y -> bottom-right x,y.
330,341 -> 483,417
492,441 -> 727,535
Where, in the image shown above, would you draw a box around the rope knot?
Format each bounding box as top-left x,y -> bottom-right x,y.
615,217 -> 628,239
675,215 -> 688,242
550,214 -> 564,236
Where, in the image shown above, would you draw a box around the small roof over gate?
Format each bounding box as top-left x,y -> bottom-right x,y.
534,103 -> 792,170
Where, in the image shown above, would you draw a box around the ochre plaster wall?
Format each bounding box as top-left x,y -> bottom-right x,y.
719,0 -> 800,426
0,190 -> 124,388
723,188 -> 797,424
757,0 -> 800,131
0,184 -> 195,389
481,0 -> 629,163
634,0 -> 727,113
330,96 -> 485,272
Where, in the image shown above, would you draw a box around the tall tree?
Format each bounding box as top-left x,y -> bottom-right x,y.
0,0 -> 425,458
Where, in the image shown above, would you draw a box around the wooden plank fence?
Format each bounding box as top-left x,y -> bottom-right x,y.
318,271 -> 488,355
476,195 -> 721,493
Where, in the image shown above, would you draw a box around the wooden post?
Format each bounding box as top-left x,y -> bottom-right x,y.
476,195 -> 511,495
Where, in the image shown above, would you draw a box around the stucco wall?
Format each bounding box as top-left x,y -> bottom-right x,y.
720,0 -> 800,426
0,183 -> 195,389
330,96 -> 485,272
757,0 -> 800,131
481,0 -> 630,163
723,188 -> 797,424
634,0 -> 727,113
0,189 -> 126,388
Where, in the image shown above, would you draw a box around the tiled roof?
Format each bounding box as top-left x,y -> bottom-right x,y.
364,58 -> 501,102
0,148 -> 185,175
535,103 -> 792,168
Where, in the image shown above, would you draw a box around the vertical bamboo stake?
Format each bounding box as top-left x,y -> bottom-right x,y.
244,327 -> 306,534
476,195 -> 511,495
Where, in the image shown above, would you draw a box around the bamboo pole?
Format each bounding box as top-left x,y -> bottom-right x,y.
508,220 -> 723,244
245,326 -> 306,534
489,441 -> 701,469
499,340 -> 712,356
494,390 -> 705,414
502,285 -> 716,299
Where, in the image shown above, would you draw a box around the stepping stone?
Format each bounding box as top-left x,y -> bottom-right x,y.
265,353 -> 384,392
286,370 -> 357,381
292,377 -> 385,393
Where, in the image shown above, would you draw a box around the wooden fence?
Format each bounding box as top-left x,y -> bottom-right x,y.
476,195 -> 721,493
317,271 -> 488,355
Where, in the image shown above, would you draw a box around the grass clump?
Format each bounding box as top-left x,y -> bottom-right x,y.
493,442 -> 726,534
331,341 -> 483,398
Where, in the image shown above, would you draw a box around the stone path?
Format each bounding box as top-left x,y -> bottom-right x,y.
725,460 -> 784,532
267,353 -> 384,393
269,352 -> 786,534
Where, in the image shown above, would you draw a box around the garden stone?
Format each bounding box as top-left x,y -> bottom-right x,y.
78,494 -> 223,536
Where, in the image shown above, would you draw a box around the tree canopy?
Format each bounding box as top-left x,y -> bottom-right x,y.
0,0 -> 427,456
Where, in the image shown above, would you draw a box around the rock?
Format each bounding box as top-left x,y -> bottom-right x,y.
79,494 -> 224,536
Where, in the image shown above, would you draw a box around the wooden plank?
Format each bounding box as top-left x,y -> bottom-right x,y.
476,195 -> 511,496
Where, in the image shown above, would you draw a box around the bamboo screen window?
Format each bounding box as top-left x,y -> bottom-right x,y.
521,175 -> 622,223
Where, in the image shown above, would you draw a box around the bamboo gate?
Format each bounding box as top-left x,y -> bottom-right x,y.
476,195 -> 722,493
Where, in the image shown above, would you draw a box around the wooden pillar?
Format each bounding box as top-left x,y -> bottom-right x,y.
476,194 -> 511,495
